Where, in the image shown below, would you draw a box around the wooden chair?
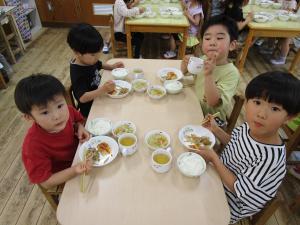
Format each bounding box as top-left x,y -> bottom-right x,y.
38,184 -> 64,211
225,94 -> 245,134
65,85 -> 77,109
109,14 -> 127,57
0,70 -> 7,89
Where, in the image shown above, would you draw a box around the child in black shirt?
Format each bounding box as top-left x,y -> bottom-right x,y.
67,23 -> 124,117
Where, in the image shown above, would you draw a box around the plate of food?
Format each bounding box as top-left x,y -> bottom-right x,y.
112,120 -> 136,138
177,152 -> 206,177
107,80 -> 132,98
78,136 -> 119,167
157,67 -> 183,82
147,85 -> 166,99
86,118 -> 112,136
178,125 -> 215,150
144,130 -> 171,150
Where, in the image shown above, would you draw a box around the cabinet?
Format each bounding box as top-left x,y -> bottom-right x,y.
36,0 -> 81,25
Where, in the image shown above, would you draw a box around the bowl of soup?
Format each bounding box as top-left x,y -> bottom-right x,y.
144,130 -> 171,150
147,85 -> 166,99
132,79 -> 149,92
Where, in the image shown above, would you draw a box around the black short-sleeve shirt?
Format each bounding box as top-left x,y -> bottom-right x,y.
70,60 -> 102,117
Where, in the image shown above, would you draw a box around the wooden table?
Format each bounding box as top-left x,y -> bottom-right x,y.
125,2 -> 189,59
57,59 -> 230,225
238,5 -> 300,74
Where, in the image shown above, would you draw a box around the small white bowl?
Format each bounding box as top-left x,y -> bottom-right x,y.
289,14 -> 299,21
272,2 -> 282,9
254,14 -> 269,23
132,68 -> 144,79
144,130 -> 171,151
147,85 -> 166,99
278,14 -> 289,21
172,11 -> 183,18
86,118 -> 112,136
132,79 -> 149,92
145,11 -> 156,18
164,80 -> 183,94
135,12 -> 145,19
177,152 -> 206,177
111,68 -> 129,80
260,2 -> 271,8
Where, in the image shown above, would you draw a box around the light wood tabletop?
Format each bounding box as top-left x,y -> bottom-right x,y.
238,4 -> 300,74
56,59 -> 230,225
125,1 -> 189,59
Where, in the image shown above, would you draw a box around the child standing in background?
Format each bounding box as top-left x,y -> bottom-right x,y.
197,71 -> 300,223
164,0 -> 203,59
114,0 -> 145,58
67,23 -> 124,118
181,15 -> 240,122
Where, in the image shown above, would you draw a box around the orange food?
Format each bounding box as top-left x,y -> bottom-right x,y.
166,72 -> 177,80
97,142 -> 111,155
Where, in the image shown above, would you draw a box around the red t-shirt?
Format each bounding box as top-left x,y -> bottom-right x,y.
22,106 -> 84,184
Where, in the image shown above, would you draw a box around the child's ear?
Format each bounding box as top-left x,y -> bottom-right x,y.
23,114 -> 34,122
284,114 -> 297,124
229,40 -> 237,52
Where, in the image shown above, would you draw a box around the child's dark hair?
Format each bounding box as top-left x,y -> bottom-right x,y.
67,23 -> 103,54
245,71 -> 300,115
14,74 -> 66,115
200,15 -> 239,42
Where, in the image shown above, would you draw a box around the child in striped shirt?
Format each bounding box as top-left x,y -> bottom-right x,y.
195,71 -> 300,223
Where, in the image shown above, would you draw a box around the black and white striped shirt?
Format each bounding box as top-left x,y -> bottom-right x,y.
220,123 -> 286,224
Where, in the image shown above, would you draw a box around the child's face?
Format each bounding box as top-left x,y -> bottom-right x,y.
202,25 -> 236,64
245,98 -> 291,141
76,51 -> 100,66
26,95 -> 70,133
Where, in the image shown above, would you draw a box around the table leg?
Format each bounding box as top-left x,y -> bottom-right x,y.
237,29 -> 254,74
126,25 -> 133,58
178,29 -> 188,59
289,48 -> 300,75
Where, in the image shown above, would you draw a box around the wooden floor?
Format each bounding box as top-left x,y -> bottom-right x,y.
0,28 -> 299,225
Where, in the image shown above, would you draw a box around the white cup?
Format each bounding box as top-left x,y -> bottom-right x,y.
132,68 -> 144,79
118,133 -> 138,156
187,56 -> 204,75
151,148 -> 172,173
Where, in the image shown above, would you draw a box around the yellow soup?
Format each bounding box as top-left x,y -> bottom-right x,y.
120,137 -> 135,146
153,153 -> 170,164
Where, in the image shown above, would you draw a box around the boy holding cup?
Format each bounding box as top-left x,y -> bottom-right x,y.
181,15 -> 240,122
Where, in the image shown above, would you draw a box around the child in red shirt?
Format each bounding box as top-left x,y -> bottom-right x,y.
14,74 -> 92,189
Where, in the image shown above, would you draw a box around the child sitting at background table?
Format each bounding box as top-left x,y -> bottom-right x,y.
14,74 -> 92,189
196,71 -> 300,224
164,0 -> 204,59
114,0 -> 145,58
67,23 -> 124,118
181,15 -> 240,122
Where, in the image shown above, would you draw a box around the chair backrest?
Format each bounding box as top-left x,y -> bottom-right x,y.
38,184 -> 63,211
65,85 -> 77,109
226,94 -> 245,134
250,194 -> 282,225
282,122 -> 300,159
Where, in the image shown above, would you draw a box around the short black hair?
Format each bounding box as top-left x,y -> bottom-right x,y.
14,74 -> 66,114
67,23 -> 103,54
201,15 -> 239,42
245,71 -> 300,115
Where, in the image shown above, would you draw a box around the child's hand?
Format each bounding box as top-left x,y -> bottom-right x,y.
191,147 -> 219,163
77,124 -> 90,143
202,114 -> 219,134
101,80 -> 115,93
245,12 -> 253,23
112,61 -> 124,69
181,55 -> 191,73
204,52 -> 217,76
139,7 -> 145,13
74,160 -> 93,175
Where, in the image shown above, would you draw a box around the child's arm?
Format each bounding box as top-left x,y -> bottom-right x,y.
237,12 -> 253,31
79,80 -> 115,103
181,55 -> 191,74
203,114 -> 231,145
40,161 -> 92,189
129,0 -> 140,8
75,122 -> 90,143
193,148 -> 237,193
203,53 -> 221,106
184,10 -> 201,26
102,61 -> 124,70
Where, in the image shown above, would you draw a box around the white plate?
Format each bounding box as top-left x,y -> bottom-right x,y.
112,120 -> 137,138
255,12 -> 275,22
86,118 -> 112,136
135,12 -> 145,19
78,136 -> 119,167
178,125 -> 215,150
157,67 -> 183,82
107,80 -> 132,99
177,152 -> 206,177
144,130 -> 171,150
160,6 -> 180,13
